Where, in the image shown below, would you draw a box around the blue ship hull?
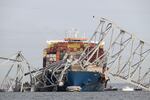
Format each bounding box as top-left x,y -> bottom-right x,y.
66,71 -> 105,91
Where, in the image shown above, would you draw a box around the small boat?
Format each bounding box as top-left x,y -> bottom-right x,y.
122,86 -> 134,91
134,88 -> 142,91
104,86 -> 118,91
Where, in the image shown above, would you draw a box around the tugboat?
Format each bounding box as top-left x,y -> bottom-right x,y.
38,29 -> 109,92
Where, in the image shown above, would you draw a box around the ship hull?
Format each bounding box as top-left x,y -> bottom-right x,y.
65,71 -> 105,91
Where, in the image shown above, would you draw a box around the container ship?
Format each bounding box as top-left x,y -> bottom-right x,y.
33,30 -> 109,92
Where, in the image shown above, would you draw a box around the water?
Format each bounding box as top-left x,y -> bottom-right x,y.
0,92 -> 150,100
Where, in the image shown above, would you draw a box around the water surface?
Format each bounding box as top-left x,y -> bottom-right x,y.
0,91 -> 150,100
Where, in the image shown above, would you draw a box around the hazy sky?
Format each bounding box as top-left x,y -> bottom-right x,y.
0,0 -> 150,80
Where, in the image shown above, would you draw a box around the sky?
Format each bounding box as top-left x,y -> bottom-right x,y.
0,0 -> 150,82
